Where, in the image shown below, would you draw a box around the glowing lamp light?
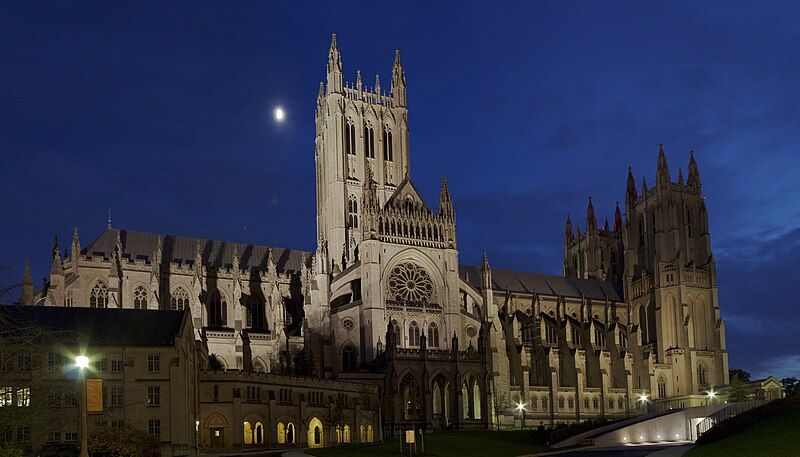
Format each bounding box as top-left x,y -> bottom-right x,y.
638,393 -> 649,402
706,389 -> 717,399
675,433 -> 680,439
274,107 -> 285,122
75,355 -> 89,369
516,402 -> 526,412
623,437 -> 628,441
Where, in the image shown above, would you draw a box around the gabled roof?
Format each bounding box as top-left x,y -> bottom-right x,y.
458,265 -> 623,302
82,228 -> 311,274
384,177 -> 431,213
0,306 -> 188,347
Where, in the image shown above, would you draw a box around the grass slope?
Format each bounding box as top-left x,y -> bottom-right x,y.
687,405 -> 800,457
306,429 -> 551,457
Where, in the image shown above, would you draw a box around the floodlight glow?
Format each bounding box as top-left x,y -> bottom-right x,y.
516,402 -> 526,412
638,393 -> 649,402
274,107 -> 285,122
707,389 -> 717,399
75,355 -> 89,369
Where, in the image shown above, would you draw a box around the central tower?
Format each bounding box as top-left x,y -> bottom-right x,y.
315,34 -> 411,272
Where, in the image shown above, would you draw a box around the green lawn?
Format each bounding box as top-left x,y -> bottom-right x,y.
306,429 -> 552,457
687,405 -> 800,457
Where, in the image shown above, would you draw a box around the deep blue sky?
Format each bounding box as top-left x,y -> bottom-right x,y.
2,1 -> 798,379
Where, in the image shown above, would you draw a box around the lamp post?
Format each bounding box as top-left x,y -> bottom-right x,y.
637,393 -> 649,415
75,355 -> 90,457
516,403 -> 526,430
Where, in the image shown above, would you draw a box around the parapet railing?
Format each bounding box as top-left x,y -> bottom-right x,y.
695,399 -> 768,437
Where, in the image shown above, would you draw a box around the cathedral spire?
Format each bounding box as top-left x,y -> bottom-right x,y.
391,49 -> 407,107
614,202 -> 622,235
678,168 -> 684,186
687,150 -> 702,190
327,33 -> 343,93
656,143 -> 670,187
480,251 -> 492,290
194,238 -> 203,281
565,213 -> 574,242
642,176 -> 649,196
355,70 -> 362,92
71,227 -> 80,261
375,74 -> 381,95
438,175 -> 454,218
50,235 -> 62,275
586,197 -> 597,231
626,166 -> 638,204
21,261 -> 33,305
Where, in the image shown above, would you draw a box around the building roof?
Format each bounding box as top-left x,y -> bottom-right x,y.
82,228 -> 311,274
0,305 -> 188,347
459,265 -> 623,301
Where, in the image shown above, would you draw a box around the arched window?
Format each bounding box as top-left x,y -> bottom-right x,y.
584,396 -> 590,409
286,422 -> 295,443
608,398 -> 614,409
541,395 -> 548,410
638,214 -> 645,246
383,127 -> 393,161
65,290 -> 74,307
208,290 -> 227,327
568,396 -> 574,410
618,397 -> 624,409
171,287 -> 189,311
342,344 -> 358,372
698,363 -> 708,389
408,321 -> 420,347
246,297 -> 267,330
133,285 -> 148,310
391,320 -> 401,346
363,124 -> 375,159
343,424 -> 350,443
360,425 -> 366,443
243,421 -> 253,445
593,397 -> 599,410
90,282 -> 108,308
344,121 -> 356,156
558,396 -> 565,409
639,305 -> 649,344
545,321 -> 557,344
348,196 -> 359,228
254,422 -> 263,444
427,323 -> 439,348
367,425 -> 374,442
658,375 -> 667,398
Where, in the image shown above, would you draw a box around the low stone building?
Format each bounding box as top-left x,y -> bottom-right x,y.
197,371 -> 379,451
0,306 -> 198,457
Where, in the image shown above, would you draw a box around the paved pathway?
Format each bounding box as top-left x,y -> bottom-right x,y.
527,442 -> 694,457
281,451 -> 314,457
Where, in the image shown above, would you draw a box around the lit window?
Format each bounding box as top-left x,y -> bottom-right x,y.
16,388 -> 30,407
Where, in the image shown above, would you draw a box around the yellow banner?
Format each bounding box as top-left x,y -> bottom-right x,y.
86,379 -> 103,413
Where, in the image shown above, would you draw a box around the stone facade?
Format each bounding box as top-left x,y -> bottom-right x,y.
23,35 -> 731,433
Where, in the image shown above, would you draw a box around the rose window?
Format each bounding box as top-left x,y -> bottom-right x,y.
388,263 -> 434,305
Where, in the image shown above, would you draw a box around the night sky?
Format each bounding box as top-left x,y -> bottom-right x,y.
2,1 -> 798,380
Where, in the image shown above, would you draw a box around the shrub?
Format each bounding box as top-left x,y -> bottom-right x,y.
88,427 -> 161,457
0,446 -> 24,457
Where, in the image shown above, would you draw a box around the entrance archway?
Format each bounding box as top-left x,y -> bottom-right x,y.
307,417 -> 324,448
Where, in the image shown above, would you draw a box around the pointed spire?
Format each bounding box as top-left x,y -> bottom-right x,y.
626,166 -> 638,204
107,209 -> 112,229
687,150 -> 702,190
194,238 -> 203,280
481,251 -> 490,271
439,175 -> 454,218
231,243 -> 240,271
355,70 -> 362,92
21,261 -> 33,305
565,213 -> 574,242
642,177 -> 649,196
326,33 -> 343,93
50,235 -> 63,275
391,49 -> 407,107
614,202 -> 622,234
71,227 -> 81,261
656,143 -> 670,187
603,217 -> 610,233
266,247 -> 276,278
586,197 -> 597,231
678,168 -> 684,186
374,74 -> 381,95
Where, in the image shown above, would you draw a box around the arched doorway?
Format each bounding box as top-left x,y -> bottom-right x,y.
307,417 -> 324,448
399,374 -> 422,421
431,373 -> 450,427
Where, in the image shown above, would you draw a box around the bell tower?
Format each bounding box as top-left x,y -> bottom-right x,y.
314,34 -> 411,272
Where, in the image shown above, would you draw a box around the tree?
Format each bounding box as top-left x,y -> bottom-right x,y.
727,375 -> 747,402
490,389 -> 511,431
88,427 -> 160,457
781,377 -> 799,398
322,394 -> 348,444
729,369 -> 751,383
207,354 -> 225,371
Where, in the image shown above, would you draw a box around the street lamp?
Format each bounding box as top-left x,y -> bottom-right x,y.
75,355 -> 89,457
637,393 -> 649,415
516,402 -> 526,429
706,389 -> 717,405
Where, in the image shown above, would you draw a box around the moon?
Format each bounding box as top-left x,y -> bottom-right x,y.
274,107 -> 285,122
